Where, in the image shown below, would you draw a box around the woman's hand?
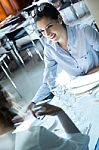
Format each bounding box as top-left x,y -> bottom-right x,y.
27,102 -> 37,118
12,115 -> 24,124
34,103 -> 62,117
27,102 -> 36,110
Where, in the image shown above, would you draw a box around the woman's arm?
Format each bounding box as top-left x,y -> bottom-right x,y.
87,66 -> 99,74
35,103 -> 80,134
84,25 -> 99,52
57,110 -> 80,134
32,44 -> 57,103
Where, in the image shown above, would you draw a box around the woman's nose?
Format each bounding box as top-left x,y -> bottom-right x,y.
44,29 -> 50,37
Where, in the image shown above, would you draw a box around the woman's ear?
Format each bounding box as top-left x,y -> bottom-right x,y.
58,15 -> 63,24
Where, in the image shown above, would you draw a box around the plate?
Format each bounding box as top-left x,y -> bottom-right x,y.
70,82 -> 99,94
67,71 -> 99,88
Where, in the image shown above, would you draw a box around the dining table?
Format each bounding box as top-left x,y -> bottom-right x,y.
50,70 -> 99,150
13,70 -> 99,150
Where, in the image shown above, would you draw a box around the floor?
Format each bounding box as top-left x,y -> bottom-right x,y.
0,55 -> 44,107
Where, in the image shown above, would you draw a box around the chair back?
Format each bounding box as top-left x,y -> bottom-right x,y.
6,27 -> 27,41
23,5 -> 36,15
0,17 -> 21,29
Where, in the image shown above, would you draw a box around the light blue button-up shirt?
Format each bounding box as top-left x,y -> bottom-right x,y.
33,25 -> 99,102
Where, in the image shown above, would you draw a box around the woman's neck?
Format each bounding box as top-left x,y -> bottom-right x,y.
58,27 -> 68,51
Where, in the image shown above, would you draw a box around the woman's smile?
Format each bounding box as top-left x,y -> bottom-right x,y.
49,33 -> 56,40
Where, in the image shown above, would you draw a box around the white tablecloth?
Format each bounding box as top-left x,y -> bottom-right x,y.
50,86 -> 99,150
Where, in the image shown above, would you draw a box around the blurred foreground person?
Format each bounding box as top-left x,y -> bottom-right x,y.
0,85 -> 89,150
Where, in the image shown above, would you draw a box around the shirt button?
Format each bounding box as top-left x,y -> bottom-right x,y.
85,57 -> 87,59
77,66 -> 79,68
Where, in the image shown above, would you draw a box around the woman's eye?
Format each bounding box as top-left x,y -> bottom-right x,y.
48,24 -> 53,29
39,30 -> 44,33
38,24 -> 53,34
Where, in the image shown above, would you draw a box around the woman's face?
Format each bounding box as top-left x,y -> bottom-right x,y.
37,16 -> 64,43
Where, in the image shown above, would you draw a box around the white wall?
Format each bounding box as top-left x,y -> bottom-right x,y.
84,0 -> 99,27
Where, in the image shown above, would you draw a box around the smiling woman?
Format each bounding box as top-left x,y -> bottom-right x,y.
27,2 -> 99,105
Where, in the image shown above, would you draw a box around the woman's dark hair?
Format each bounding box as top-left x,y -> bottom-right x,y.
0,107 -> 16,128
33,2 -> 66,28
34,3 -> 60,21
0,85 -> 12,109
0,85 -> 16,128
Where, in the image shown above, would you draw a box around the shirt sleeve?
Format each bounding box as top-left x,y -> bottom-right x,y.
32,83 -> 51,103
39,127 -> 89,150
43,44 -> 58,84
32,44 -> 57,102
84,25 -> 99,51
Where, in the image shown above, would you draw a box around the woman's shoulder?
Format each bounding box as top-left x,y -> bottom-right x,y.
67,24 -> 87,31
45,39 -> 55,47
44,39 -> 56,54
